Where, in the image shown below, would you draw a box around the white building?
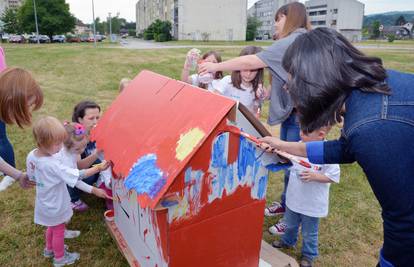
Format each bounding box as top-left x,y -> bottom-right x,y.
0,0 -> 22,15
305,0 -> 364,42
136,0 -> 247,41
247,0 -> 296,39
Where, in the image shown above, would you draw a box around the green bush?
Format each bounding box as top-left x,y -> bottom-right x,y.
143,19 -> 172,42
387,34 -> 396,42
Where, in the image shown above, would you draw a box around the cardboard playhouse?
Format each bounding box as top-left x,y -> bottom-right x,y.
91,71 -> 298,267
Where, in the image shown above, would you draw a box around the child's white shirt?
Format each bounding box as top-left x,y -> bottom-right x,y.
190,74 -> 220,92
286,156 -> 340,218
27,149 -> 80,226
216,75 -> 256,112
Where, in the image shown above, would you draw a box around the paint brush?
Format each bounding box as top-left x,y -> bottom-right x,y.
222,125 -> 261,144
274,149 -> 321,170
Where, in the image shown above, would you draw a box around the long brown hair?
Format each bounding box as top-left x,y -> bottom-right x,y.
231,46 -> 263,98
199,51 -> 223,89
0,67 -> 43,127
275,2 -> 311,39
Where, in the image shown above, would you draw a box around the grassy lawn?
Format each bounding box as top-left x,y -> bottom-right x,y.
0,43 -> 413,267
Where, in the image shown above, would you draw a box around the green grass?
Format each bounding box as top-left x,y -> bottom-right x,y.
163,40 -> 274,46
0,43 -> 413,266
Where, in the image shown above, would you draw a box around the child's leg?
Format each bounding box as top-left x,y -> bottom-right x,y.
45,227 -> 53,251
51,223 -> 66,259
281,207 -> 301,246
301,215 -> 320,261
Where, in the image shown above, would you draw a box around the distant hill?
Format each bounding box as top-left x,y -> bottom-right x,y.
363,11 -> 414,27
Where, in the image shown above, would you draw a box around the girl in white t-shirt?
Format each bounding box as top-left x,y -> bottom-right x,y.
26,116 -> 111,267
181,49 -> 223,92
216,46 -> 268,115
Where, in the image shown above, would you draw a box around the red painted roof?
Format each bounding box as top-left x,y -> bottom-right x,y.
91,71 -> 236,209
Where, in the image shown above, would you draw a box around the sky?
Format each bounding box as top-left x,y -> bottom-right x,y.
67,0 -> 414,24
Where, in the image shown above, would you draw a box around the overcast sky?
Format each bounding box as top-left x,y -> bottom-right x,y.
66,0 -> 414,23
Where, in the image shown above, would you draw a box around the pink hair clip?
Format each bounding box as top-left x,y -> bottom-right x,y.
74,123 -> 85,136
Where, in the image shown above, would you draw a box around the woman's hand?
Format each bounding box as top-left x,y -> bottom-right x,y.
198,62 -> 217,76
92,187 -> 112,199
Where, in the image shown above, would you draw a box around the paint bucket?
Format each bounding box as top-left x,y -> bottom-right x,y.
104,209 -> 114,221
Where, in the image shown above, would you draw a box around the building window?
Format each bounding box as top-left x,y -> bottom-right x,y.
308,4 -> 328,9
318,10 -> 327,15
333,9 -> 338,14
331,20 -> 337,26
309,11 -> 317,16
318,21 -> 326,25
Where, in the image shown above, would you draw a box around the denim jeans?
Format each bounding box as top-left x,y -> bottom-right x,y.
279,112 -> 300,208
0,121 -> 15,167
281,207 -> 319,261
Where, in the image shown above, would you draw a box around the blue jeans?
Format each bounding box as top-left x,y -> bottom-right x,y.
67,173 -> 99,203
279,112 -> 300,208
0,121 -> 15,167
281,207 -> 319,261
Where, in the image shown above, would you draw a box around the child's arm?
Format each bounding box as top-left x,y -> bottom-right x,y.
75,180 -> 112,199
300,164 -> 340,184
300,171 -> 332,183
79,160 -> 110,179
77,150 -> 99,169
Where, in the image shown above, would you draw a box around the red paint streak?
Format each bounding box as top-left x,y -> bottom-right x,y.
299,160 -> 311,168
143,229 -> 148,242
145,256 -> 151,260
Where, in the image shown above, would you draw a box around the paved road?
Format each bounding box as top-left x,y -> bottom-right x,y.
114,38 -> 414,51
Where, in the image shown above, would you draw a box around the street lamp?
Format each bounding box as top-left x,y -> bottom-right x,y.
91,0 -> 97,47
33,0 -> 40,44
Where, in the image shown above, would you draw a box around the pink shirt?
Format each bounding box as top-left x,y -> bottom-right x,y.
0,47 -> 6,71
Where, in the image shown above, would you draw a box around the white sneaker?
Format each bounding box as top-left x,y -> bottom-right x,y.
269,221 -> 288,235
53,251 -> 80,267
0,176 -> 15,192
64,230 -> 80,239
43,245 -> 69,258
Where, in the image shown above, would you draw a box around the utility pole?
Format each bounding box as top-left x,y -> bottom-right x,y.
33,0 -> 40,44
91,0 -> 96,47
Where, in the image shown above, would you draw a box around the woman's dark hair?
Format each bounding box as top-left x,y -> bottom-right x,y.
72,100 -> 101,123
282,27 -> 390,133
199,51 -> 223,89
231,46 -> 264,98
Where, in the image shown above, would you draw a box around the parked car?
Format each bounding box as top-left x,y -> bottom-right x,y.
9,35 -> 25,43
87,36 -> 95,42
52,35 -> 65,43
95,34 -> 104,42
66,35 -> 81,43
80,35 -> 89,42
1,33 -> 10,42
39,35 -> 50,43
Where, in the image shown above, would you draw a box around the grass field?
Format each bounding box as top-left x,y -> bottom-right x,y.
0,42 -> 413,267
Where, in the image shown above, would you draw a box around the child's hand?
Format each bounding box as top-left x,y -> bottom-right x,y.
92,187 -> 112,199
258,136 -> 283,151
18,172 -> 36,189
256,83 -> 267,99
300,171 -> 321,182
198,62 -> 217,76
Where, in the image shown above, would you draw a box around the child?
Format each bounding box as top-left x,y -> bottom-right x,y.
27,116 -> 111,266
69,100 -> 102,212
181,49 -> 223,92
269,127 -> 340,267
216,46 -> 267,115
118,78 -> 131,93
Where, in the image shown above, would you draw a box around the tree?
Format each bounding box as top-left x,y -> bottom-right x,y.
18,0 -> 75,37
246,16 -> 262,41
1,8 -> 22,33
371,20 -> 381,39
395,15 -> 407,26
